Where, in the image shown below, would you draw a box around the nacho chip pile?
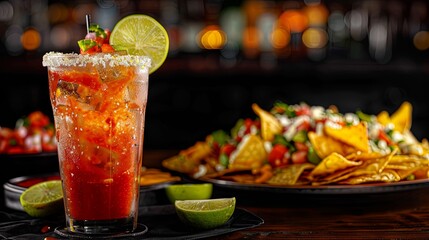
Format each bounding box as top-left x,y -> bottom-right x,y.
162,101 -> 429,186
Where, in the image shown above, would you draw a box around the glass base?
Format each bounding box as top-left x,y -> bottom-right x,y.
67,218 -> 138,235
54,223 -> 148,239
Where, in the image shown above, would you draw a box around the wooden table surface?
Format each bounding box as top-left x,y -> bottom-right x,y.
144,150 -> 429,239
208,190 -> 429,239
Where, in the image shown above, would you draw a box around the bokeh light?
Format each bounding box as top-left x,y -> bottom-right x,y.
5,25 -> 23,55
50,25 -> 71,49
279,10 -> 309,33
0,1 -> 13,21
302,27 -> 328,48
198,25 -> 226,50
21,28 -> 41,51
271,24 -> 291,49
303,4 -> 329,26
413,31 -> 429,51
48,3 -> 69,24
243,26 -> 261,58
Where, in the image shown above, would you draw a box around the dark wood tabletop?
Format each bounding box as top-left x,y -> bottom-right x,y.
208,189 -> 429,239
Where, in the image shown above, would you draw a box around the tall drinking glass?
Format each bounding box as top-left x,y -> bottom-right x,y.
42,52 -> 151,235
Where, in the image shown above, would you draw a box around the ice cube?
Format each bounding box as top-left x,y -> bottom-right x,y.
56,80 -> 103,110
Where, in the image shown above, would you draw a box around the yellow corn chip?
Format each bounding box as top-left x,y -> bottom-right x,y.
390,101 -> 412,133
308,132 -> 355,158
309,152 -> 362,178
346,151 -> 384,161
324,121 -> 370,152
395,168 -> 421,180
338,169 -> 401,185
229,134 -> 267,170
376,110 -> 390,126
252,103 -> 282,141
312,167 -> 357,185
162,155 -> 200,175
268,163 -> 315,185
376,101 -> 412,133
313,152 -> 394,185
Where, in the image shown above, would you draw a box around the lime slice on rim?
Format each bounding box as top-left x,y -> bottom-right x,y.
110,14 -> 169,74
165,183 -> 213,203
20,180 -> 64,217
174,197 -> 236,229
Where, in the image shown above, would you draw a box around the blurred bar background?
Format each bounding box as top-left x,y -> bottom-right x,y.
0,0 -> 428,149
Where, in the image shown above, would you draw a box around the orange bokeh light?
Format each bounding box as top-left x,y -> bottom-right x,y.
198,25 -> 227,50
279,10 -> 309,33
303,4 -> 329,26
21,28 -> 41,51
243,26 -> 260,50
271,25 -> 290,49
413,31 -> 429,51
302,27 -> 328,48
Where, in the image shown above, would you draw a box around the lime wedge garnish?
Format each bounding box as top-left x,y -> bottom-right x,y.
165,183 -> 213,203
174,197 -> 236,229
19,180 -> 64,217
109,14 -> 169,74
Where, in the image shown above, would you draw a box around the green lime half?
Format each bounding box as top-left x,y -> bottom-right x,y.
165,183 -> 213,203
110,14 -> 170,74
174,197 -> 236,229
19,180 -> 64,217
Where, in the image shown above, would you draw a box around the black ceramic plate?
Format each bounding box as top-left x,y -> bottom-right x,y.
197,177 -> 429,195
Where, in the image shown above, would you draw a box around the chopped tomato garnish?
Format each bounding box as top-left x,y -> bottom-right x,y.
101,43 -> 115,53
268,144 -> 289,167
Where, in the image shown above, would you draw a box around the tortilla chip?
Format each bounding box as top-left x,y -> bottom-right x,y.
139,168 -> 181,186
394,168 -> 421,180
162,155 -> 200,175
376,102 -> 412,133
376,111 -> 390,126
252,103 -> 282,141
308,132 -> 355,158
338,169 -> 401,185
313,151 -> 394,185
312,167 -> 357,185
309,152 -> 362,178
385,161 -> 419,170
390,101 -> 412,133
345,151 -> 384,161
390,154 -> 429,165
229,134 -> 267,170
324,121 -> 370,152
179,141 -> 212,162
268,163 -> 315,185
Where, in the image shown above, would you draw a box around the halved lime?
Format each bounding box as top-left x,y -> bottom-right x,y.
165,183 -> 213,203
19,180 -> 64,217
175,197 -> 236,229
110,14 -> 170,74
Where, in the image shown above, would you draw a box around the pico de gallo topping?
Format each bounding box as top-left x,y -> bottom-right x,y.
77,24 -> 114,54
0,111 -> 57,154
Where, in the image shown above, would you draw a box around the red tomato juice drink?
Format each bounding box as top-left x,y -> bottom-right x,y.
42,52 -> 151,234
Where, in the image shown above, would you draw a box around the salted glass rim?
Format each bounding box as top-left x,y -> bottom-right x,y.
42,51 -> 152,69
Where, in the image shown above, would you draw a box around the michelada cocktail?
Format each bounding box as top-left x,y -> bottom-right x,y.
42,14 -> 169,235
43,52 -> 150,234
